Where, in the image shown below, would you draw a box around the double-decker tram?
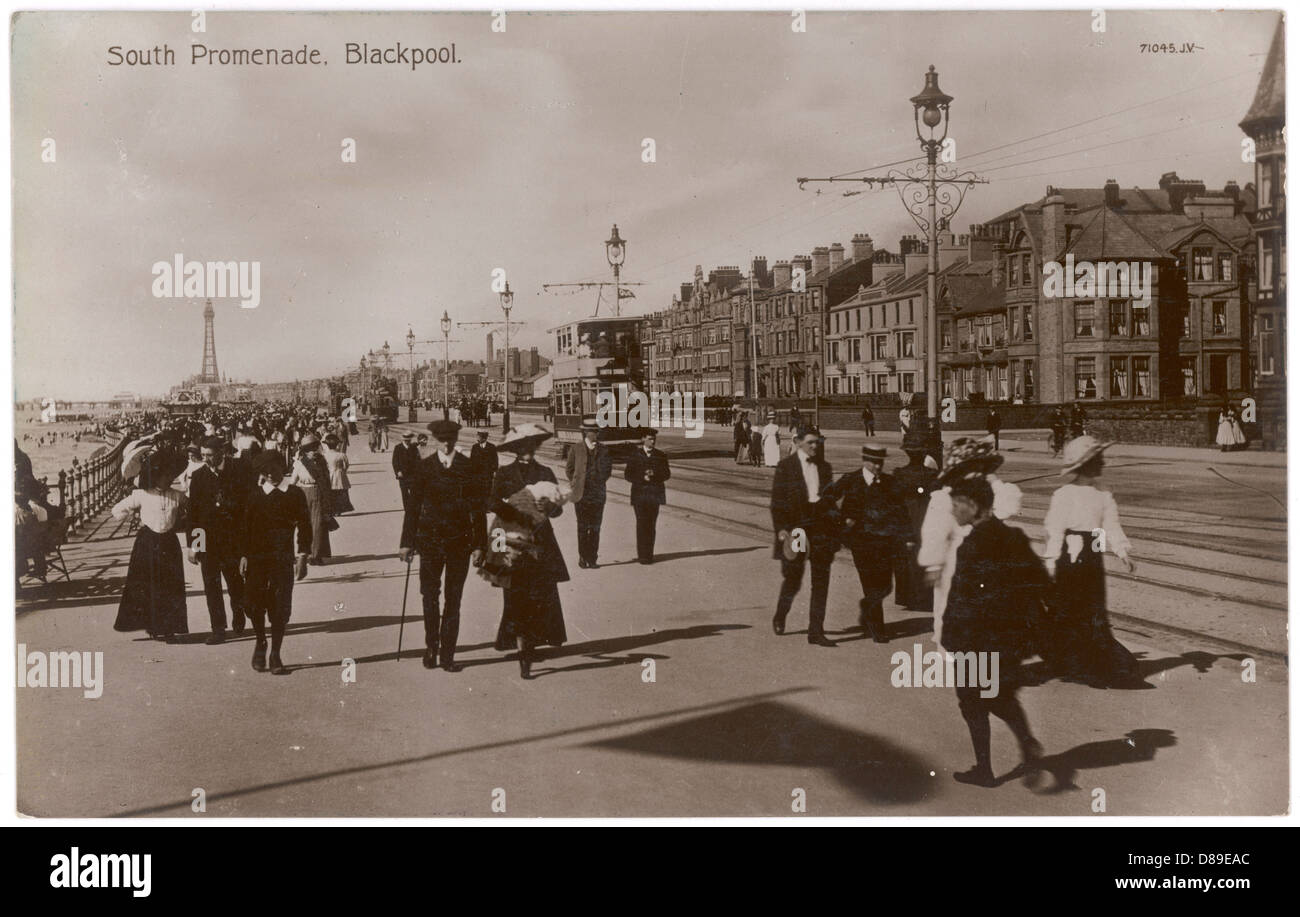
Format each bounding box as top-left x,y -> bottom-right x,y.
549,316 -> 648,453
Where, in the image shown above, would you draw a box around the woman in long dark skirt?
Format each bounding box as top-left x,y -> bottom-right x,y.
1041,436 -> 1144,687
890,430 -> 940,610
488,424 -> 569,679
290,435 -> 333,564
111,447 -> 190,640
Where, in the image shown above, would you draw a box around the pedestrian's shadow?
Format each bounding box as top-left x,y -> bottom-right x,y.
1017,650 -> 1247,689
330,552 -> 401,564
332,509 -> 404,518
587,699 -> 932,805
643,545 -> 764,564
1020,728 -> 1179,793
531,651 -> 670,678
220,614 -> 407,646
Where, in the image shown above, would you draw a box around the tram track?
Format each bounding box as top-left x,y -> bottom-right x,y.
381,420 -> 1288,656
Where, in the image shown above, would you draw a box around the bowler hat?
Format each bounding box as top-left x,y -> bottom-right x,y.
902,429 -> 929,453
861,441 -> 887,462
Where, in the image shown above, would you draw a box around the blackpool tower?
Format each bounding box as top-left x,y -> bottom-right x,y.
199,299 -> 220,383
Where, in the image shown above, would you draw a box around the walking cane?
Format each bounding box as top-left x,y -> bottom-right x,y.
396,554 -> 412,661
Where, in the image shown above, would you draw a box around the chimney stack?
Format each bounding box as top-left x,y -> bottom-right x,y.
1104,178 -> 1121,208
811,246 -> 831,277
751,256 -> 769,287
829,243 -> 845,272
1042,192 -> 1067,260
851,233 -> 874,264
772,260 -> 792,289
485,332 -> 493,364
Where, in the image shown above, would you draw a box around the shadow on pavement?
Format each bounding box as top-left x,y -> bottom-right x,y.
1026,728 -> 1178,793
587,699 -> 932,804
115,686 -> 818,815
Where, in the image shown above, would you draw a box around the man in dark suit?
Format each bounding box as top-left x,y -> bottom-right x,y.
824,441 -> 910,643
769,425 -> 838,646
468,428 -> 498,562
187,436 -> 255,644
623,428 -> 670,564
392,431 -> 419,511
565,416 -> 613,568
397,419 -> 480,673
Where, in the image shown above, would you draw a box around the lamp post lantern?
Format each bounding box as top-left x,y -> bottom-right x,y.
910,64 -> 952,422
440,310 -> 452,419
605,224 -> 626,317
499,281 -> 514,432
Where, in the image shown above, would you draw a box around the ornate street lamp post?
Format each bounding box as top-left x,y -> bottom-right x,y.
499,281 -> 514,432
910,65 -> 953,422
440,310 -> 452,419
605,224 -> 626,317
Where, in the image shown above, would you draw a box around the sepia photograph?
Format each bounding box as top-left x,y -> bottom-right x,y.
7,6 -> 1290,823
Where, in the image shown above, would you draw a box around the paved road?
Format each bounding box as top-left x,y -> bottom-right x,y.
15,422 -> 1288,817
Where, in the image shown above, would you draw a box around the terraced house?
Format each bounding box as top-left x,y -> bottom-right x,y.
971,173 -> 1255,404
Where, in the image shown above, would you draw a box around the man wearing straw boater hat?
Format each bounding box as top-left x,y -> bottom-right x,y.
823,439 -> 910,643
397,418 -> 480,672
769,424 -> 838,646
565,415 -> 613,569
391,430 -> 419,512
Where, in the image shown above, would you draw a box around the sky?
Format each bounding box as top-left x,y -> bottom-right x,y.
10,8 -> 1280,400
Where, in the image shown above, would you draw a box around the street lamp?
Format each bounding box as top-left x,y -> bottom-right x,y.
405,327 -> 417,421
910,64 -> 952,422
500,281 -> 514,432
440,310 -> 452,420
605,224 -> 626,317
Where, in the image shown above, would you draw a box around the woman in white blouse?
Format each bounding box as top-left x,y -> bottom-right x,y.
760,411 -> 782,467
111,445 -> 190,639
1041,436 -> 1143,687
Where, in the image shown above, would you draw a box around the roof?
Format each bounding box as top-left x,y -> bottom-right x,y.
1241,15 -> 1285,131
1060,207 -> 1171,261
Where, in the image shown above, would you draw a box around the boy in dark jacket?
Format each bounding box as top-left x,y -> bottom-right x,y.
944,475 -> 1047,787
240,451 -> 312,675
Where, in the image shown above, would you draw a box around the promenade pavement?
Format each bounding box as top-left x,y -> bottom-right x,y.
14,430 -> 1288,817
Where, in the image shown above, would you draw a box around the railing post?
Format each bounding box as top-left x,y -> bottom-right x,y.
57,470 -> 67,515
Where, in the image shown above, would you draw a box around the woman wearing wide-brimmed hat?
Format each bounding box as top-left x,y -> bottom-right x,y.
1040,435 -> 1143,687
486,424 -> 570,679
290,434 -> 333,564
111,444 -> 192,640
917,436 -> 1023,647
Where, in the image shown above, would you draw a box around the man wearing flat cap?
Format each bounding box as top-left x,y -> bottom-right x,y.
769,424 -> 838,646
565,416 -> 613,568
823,440 -> 910,643
392,431 -> 419,512
623,428 -> 670,564
398,419 -> 481,672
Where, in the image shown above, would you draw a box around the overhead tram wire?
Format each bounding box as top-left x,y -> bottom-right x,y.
824,66 -> 1261,182
569,69 -> 1262,304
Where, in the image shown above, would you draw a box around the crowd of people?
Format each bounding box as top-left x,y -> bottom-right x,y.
767,422 -> 1145,787
51,393 -> 1150,786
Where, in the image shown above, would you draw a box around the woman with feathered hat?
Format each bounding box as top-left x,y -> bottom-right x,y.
486,424 -> 570,679
111,442 -> 191,639
917,436 -> 1023,648
1040,435 -> 1143,687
